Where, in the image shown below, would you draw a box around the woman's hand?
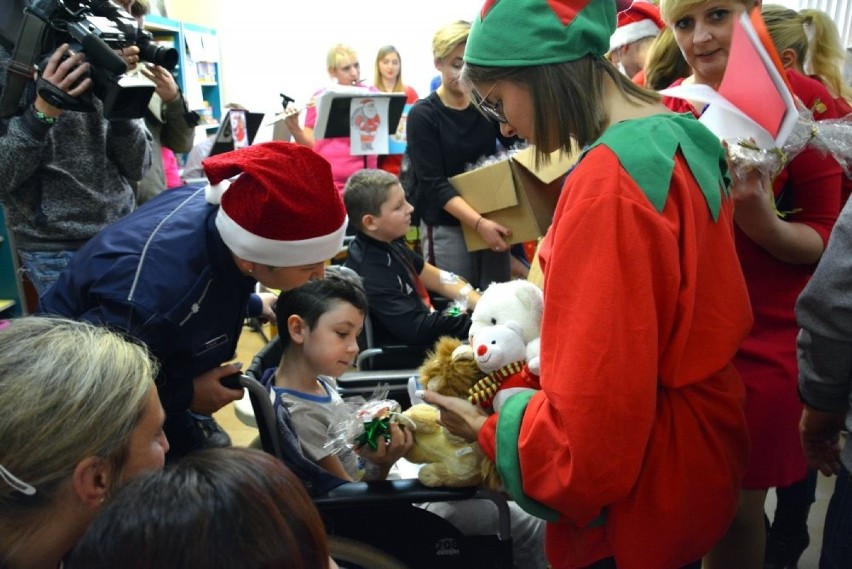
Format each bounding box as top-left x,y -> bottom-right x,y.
477,217 -> 512,252
140,64 -> 180,102
729,163 -> 775,226
724,140 -> 826,264
282,102 -> 302,131
117,45 -> 141,71
420,391 -> 489,442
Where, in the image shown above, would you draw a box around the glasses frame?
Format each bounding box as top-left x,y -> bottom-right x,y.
471,82 -> 507,124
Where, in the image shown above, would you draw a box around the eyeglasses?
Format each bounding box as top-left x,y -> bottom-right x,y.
471,82 -> 507,124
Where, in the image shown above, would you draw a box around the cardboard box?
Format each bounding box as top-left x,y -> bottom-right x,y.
450,146 -> 577,252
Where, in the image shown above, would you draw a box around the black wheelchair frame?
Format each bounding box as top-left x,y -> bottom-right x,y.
239,338 -> 514,569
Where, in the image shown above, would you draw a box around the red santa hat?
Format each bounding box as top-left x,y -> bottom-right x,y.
202,141 -> 347,267
609,1 -> 664,52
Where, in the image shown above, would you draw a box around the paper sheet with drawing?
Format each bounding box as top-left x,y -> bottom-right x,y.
313,89 -> 407,155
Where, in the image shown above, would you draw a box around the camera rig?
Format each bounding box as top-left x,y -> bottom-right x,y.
0,0 -> 180,120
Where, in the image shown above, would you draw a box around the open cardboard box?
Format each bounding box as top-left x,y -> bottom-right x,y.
450,146 -> 578,252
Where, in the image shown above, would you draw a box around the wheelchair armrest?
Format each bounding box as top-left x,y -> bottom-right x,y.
336,369 -> 419,409
336,369 -> 418,387
356,345 -> 430,371
314,479 -> 479,509
354,348 -> 384,368
238,373 -> 285,461
315,482 -> 512,540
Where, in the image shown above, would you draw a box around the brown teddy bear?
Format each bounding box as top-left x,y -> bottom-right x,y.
402,337 -> 501,488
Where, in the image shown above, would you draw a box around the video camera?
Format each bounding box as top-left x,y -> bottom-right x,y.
0,0 -> 179,119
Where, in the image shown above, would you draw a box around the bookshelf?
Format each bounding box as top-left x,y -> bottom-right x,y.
0,209 -> 25,317
144,15 -> 222,135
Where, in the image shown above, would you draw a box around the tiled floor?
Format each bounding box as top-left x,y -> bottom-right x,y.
219,325 -> 838,568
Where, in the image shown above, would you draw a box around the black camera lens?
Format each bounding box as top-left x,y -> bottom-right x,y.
135,29 -> 178,70
139,42 -> 178,70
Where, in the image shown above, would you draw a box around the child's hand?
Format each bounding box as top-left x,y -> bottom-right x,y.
356,423 -> 413,479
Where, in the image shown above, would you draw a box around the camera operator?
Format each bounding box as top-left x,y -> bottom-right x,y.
0,20 -> 153,296
128,0 -> 194,205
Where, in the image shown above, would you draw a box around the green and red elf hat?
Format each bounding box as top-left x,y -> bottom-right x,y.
465,0 -> 618,66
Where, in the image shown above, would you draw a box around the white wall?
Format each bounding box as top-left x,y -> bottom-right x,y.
168,0 -> 851,120
169,0 -> 485,117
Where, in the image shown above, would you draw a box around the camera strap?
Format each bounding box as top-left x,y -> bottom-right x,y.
0,9 -> 47,118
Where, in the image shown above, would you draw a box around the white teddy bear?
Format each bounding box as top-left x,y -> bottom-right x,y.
467,280 -> 544,412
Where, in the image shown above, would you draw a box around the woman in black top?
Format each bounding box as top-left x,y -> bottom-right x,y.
406,20 -> 514,290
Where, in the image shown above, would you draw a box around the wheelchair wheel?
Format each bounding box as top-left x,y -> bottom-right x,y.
328,535 -> 409,569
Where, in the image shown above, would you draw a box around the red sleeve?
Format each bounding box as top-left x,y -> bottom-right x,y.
478,413 -> 498,460
779,147 -> 842,245
778,71 -> 843,244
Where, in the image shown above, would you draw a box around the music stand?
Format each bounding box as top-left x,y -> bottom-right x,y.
208,109 -> 265,157
313,91 -> 407,141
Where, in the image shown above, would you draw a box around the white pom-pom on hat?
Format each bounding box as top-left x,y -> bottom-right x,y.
204,178 -> 232,205
200,141 -> 347,267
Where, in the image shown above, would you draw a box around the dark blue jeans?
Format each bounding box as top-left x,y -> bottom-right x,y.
18,249 -> 75,297
821,463 -> 852,569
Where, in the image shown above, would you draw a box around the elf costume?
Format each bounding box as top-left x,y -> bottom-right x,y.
466,1 -> 752,568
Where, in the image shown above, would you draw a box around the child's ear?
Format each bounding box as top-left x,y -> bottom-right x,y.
72,456 -> 111,509
362,213 -> 379,232
288,314 -> 307,345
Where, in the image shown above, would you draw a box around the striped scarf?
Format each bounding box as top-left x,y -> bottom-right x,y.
468,360 -> 526,408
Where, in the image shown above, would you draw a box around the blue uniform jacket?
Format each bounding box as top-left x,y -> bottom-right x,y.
39,186 -> 261,415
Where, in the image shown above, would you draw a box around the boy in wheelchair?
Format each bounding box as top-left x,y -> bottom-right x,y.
342,169 -> 482,369
265,271 -> 546,568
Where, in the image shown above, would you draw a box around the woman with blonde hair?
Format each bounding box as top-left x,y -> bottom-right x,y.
762,4 -> 851,211
761,5 -> 851,115
373,45 -> 419,176
660,0 -> 843,566
643,26 -> 691,90
406,20 -> 513,290
285,44 -> 377,194
0,317 -> 168,569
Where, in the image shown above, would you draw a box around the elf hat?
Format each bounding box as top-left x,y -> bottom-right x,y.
203,141 -> 347,267
609,1 -> 664,52
465,0 -> 617,67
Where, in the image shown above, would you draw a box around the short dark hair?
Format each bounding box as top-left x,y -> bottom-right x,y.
343,169 -> 400,232
462,56 -> 660,164
129,0 -> 149,18
67,447 -> 329,569
274,268 -> 368,347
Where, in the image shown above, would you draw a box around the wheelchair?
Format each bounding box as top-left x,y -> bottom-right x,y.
236,336 -> 514,569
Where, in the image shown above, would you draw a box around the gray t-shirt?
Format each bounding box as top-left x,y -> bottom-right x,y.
272,376 -> 363,479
